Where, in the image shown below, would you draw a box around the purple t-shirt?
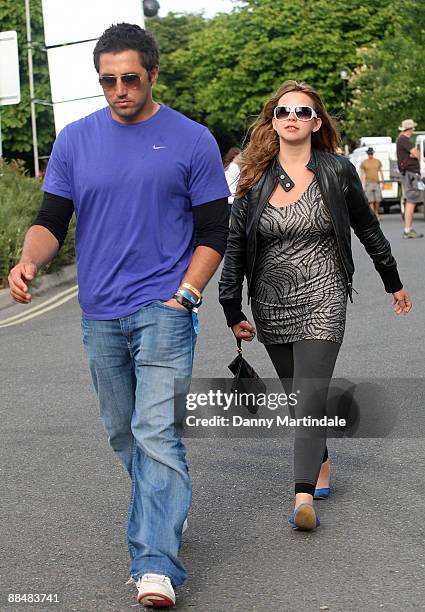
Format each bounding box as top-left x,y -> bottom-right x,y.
43,105 -> 230,319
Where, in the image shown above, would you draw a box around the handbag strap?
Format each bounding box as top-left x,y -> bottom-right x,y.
237,338 -> 242,354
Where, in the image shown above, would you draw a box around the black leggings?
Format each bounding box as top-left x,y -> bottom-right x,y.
265,340 -> 340,496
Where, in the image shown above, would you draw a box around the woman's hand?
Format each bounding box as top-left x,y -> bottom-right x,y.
392,289 -> 412,315
232,319 -> 256,341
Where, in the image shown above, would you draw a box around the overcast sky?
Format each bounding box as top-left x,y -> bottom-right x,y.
158,0 -> 240,18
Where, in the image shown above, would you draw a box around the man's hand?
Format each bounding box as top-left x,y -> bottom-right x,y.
163,298 -> 189,311
392,289 -> 412,315
8,262 -> 38,304
7,225 -> 60,304
231,319 -> 256,341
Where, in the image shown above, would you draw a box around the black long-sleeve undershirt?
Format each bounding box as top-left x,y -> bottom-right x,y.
192,197 -> 229,255
32,192 -> 229,255
32,192 -> 74,247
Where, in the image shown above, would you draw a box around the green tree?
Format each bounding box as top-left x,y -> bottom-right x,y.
347,0 -> 425,143
0,160 -> 75,288
1,0 -> 416,169
157,0 -> 397,150
148,12 -> 206,117
0,0 -> 54,171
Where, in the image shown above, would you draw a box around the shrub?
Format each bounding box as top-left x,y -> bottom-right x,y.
0,160 -> 75,288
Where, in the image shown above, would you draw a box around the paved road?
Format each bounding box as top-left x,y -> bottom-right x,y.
1,215 -> 424,611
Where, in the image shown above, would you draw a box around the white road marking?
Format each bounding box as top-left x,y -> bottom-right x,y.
0,285 -> 78,328
0,284 -> 78,324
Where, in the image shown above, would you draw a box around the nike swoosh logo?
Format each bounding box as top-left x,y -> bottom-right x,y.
153,145 -> 166,150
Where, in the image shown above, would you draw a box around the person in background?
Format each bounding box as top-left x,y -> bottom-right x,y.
360,147 -> 384,221
223,147 -> 242,207
396,119 -> 424,239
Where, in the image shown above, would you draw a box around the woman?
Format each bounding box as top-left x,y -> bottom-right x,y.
219,81 -> 411,531
223,147 -> 242,206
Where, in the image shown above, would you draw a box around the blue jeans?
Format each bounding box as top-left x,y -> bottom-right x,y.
81,301 -> 196,586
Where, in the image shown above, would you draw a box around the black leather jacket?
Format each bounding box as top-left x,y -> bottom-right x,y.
219,149 -> 403,327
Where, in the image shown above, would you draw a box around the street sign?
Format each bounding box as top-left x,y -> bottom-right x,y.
41,0 -> 144,134
47,41 -> 103,104
0,31 -> 20,106
47,40 -> 108,133
53,97 -> 108,136
42,0 -> 144,47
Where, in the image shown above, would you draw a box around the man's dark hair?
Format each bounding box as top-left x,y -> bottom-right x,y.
93,23 -> 159,73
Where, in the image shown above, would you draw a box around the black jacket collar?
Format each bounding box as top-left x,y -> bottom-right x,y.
270,150 -> 319,192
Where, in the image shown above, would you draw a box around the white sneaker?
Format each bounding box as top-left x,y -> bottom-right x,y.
136,573 -> 175,607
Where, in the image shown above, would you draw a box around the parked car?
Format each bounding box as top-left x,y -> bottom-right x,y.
414,133 -> 425,177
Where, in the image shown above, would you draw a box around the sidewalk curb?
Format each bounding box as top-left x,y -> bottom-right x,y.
0,264 -> 77,312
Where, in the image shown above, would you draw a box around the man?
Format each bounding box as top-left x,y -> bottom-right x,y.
396,119 -> 424,239
360,147 -> 384,221
8,23 -> 230,607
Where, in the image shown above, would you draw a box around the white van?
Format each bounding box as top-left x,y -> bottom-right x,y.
414,134 -> 425,176
349,138 -> 401,213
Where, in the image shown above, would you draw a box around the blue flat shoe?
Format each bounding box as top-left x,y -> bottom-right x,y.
289,503 -> 320,530
314,487 -> 330,500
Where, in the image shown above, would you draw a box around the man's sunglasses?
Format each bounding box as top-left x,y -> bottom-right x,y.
273,105 -> 318,122
99,73 -> 142,90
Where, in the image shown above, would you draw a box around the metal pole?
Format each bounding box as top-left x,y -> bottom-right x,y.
25,0 -> 39,177
343,80 -> 347,119
343,82 -> 349,154
342,79 -> 347,148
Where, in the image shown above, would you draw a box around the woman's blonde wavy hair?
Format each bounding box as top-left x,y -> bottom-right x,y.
236,80 -> 341,197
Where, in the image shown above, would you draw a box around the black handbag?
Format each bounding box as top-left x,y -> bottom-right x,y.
227,339 -> 266,414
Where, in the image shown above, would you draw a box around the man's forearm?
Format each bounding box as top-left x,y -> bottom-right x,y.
20,225 -> 60,269
180,246 -> 222,294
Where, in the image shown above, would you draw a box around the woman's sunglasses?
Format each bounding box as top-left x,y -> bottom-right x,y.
99,73 -> 142,90
273,105 -> 318,122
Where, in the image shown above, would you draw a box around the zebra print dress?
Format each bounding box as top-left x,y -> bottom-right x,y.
251,178 -> 347,345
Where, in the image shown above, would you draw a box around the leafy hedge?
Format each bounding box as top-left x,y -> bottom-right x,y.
0,161 -> 75,288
